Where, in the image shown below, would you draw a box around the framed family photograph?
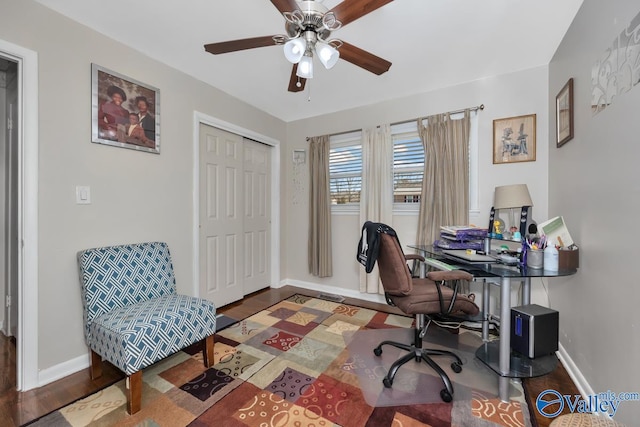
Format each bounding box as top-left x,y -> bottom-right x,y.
91,63 -> 160,154
493,114 -> 536,164
556,78 -> 574,147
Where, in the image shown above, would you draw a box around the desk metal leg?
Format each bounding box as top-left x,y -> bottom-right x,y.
482,279 -> 490,341
522,277 -> 531,305
499,277 -> 511,401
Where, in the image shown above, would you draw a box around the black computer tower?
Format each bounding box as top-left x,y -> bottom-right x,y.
511,304 -> 558,358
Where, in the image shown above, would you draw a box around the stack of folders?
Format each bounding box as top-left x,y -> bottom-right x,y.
434,225 -> 488,250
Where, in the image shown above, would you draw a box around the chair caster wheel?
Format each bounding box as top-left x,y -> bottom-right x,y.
373,347 -> 382,357
440,389 -> 453,402
383,377 -> 393,388
451,362 -> 462,373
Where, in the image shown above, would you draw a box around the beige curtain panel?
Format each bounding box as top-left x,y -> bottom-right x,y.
359,124 -> 393,294
416,111 -> 471,246
308,135 -> 333,277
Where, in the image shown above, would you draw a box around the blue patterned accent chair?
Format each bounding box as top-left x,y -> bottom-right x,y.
77,241 -> 216,414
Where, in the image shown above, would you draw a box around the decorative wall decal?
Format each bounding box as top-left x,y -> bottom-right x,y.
618,12 -> 640,94
591,8 -> 640,114
292,149 -> 306,205
591,44 -> 617,114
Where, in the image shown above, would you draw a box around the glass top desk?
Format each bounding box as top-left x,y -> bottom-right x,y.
408,244 -> 577,401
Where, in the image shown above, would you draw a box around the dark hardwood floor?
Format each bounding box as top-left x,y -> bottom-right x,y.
0,285 -> 579,426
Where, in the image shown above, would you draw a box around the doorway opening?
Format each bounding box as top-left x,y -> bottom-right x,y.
0,39 -> 39,392
0,54 -> 18,393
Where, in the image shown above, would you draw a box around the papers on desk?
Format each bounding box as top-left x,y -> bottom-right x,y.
537,216 -> 574,248
440,225 -> 488,240
436,225 -> 487,251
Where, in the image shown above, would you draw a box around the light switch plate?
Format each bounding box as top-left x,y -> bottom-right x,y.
76,186 -> 91,204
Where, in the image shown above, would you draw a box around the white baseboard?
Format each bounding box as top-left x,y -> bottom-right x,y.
38,353 -> 89,388
557,342 -> 593,399
277,279 -> 387,305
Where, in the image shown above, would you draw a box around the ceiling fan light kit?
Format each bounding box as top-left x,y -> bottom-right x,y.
204,0 -> 394,93
315,41 -> 340,69
283,37 -> 307,63
297,55 -> 314,78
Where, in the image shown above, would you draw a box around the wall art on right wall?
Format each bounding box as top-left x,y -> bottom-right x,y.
556,78 -> 574,147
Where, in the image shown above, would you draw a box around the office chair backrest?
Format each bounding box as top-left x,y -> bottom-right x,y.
377,232 -> 414,296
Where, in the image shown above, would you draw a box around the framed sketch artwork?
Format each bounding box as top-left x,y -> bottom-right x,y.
91,64 -> 160,154
493,114 -> 536,164
556,78 -> 574,147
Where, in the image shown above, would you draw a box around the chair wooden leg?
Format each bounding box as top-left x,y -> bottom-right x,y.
127,371 -> 142,415
89,350 -> 102,380
203,335 -> 215,368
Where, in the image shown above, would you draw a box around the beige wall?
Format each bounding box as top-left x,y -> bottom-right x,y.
282,66 -> 552,304
549,0 -> 639,423
0,0 -> 286,374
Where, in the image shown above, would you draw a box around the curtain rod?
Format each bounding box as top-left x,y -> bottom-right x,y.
306,104 -> 484,141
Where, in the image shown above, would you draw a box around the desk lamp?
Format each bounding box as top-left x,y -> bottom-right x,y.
492,184 -> 533,241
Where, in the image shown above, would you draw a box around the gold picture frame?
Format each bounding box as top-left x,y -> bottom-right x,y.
556,78 -> 574,147
493,114 -> 536,164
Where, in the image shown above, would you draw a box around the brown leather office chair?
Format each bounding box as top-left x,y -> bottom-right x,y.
363,222 -> 480,402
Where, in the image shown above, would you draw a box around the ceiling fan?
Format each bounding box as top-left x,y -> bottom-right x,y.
204,0 -> 393,92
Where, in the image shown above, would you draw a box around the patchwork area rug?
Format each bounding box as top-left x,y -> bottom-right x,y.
28,295 -> 531,427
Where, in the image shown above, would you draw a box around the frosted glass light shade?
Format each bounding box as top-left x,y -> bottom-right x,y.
315,42 -> 339,69
296,55 -> 313,78
284,38 -> 306,63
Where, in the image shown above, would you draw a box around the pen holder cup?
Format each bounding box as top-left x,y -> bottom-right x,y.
527,249 -> 544,269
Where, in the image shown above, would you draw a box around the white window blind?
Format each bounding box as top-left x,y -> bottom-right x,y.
329,132 -> 362,205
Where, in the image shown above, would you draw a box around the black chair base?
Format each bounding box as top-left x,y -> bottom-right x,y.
373,331 -> 463,403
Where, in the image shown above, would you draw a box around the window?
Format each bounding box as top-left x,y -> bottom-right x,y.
327,112 -> 478,214
328,127 -> 424,208
392,126 -> 423,206
329,132 -> 362,205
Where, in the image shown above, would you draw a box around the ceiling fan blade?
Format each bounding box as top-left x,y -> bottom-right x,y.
271,0 -> 300,14
339,41 -> 391,75
288,64 -> 307,92
204,36 -> 279,54
329,0 -> 394,27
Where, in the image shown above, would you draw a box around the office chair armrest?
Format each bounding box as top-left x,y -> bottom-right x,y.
405,254 -> 425,278
427,270 -> 473,314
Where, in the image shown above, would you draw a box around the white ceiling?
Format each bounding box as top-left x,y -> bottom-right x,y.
35,0 -> 583,122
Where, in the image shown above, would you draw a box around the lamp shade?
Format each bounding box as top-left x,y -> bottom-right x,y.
493,184 -> 533,209
296,55 -> 313,78
315,42 -> 339,69
283,38 -> 306,63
